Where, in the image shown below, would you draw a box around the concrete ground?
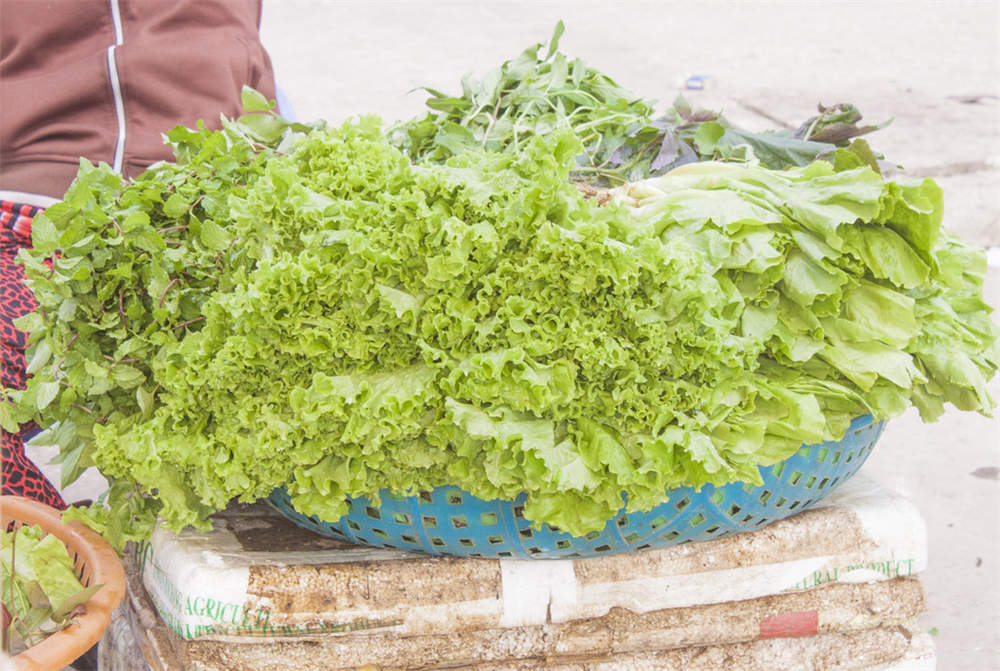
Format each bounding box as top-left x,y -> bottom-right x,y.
32,2 -> 999,669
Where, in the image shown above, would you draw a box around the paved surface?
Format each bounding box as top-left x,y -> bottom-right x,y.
33,2 -> 1000,669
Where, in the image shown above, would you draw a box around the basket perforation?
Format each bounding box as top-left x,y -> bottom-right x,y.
269,416 -> 885,558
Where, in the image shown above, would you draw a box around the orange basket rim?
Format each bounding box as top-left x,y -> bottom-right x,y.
2,495 -> 126,671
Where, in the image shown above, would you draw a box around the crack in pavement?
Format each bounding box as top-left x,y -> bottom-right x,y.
733,99 -> 796,130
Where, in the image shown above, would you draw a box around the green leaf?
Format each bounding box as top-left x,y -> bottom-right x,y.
36,380 -> 61,411
718,129 -> 834,169
425,97 -> 471,114
241,85 -> 275,113
136,386 -> 155,417
199,219 -> 229,250
163,193 -> 189,219
0,402 -> 21,433
112,365 -> 145,388
545,21 -> 565,61
31,213 -> 61,253
123,211 -> 151,231
59,439 -> 90,488
51,583 -> 103,622
237,113 -> 288,144
25,341 -> 53,375
693,121 -> 725,155
131,228 -> 165,253
12,311 -> 44,334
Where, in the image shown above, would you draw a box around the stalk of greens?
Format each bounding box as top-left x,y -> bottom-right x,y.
1,90 -> 316,544
4,104 -> 996,547
388,21 -> 889,184
1,525 -> 102,654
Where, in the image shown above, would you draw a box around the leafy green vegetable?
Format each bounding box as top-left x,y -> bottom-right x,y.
3,96 -> 317,543
389,23 -> 889,182
7,108 -> 996,546
1,524 -> 102,654
612,161 -> 998,422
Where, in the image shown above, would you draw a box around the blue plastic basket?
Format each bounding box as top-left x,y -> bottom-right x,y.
268,415 -> 884,559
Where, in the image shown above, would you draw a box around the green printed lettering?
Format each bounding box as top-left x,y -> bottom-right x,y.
222,603 -> 240,625
150,566 -> 183,610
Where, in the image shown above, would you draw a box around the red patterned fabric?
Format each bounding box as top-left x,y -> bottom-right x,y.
1,200 -> 65,508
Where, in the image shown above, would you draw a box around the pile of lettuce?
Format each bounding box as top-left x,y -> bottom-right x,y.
5,107 -> 997,545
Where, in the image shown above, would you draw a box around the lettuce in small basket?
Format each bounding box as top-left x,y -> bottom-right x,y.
1,524 -> 102,655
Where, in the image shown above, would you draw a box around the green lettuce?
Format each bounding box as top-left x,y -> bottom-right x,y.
2,525 -> 102,653
9,118 -> 998,545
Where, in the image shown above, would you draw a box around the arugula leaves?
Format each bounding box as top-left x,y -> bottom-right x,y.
389,23 -> 889,182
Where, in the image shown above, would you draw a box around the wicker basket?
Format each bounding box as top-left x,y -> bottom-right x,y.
270,414 -> 885,559
1,496 -> 126,671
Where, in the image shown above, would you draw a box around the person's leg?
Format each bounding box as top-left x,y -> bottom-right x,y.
0,200 -> 65,507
